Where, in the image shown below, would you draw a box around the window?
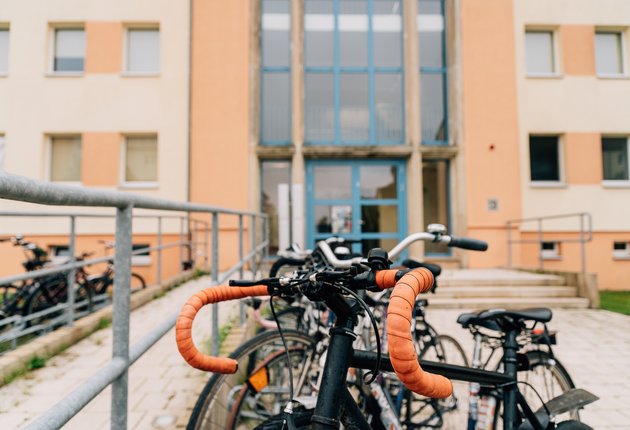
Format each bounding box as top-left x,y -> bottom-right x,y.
423,159 -> 450,254
124,136 -> 158,184
0,134 -> 5,170
596,31 -> 625,76
132,244 -> 151,266
49,245 -> 71,264
419,0 -> 448,145
261,0 -> 291,144
0,27 -> 9,75
613,242 -> 630,259
50,136 -> 81,182
126,28 -> 160,73
261,160 -> 291,255
541,241 -> 560,259
304,0 -> 404,145
53,28 -> 85,72
529,136 -> 561,182
525,30 -> 556,75
602,137 -> 629,181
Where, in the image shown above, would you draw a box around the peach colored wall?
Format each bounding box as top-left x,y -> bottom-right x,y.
518,231 -> 630,291
561,25 -> 595,76
565,133 -> 601,185
81,132 -> 120,186
190,0 -> 251,213
467,226 -> 521,269
461,0 -> 522,267
85,22 -> 123,74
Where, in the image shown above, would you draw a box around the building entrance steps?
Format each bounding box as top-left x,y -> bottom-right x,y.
0,276 -> 241,430
429,269 -> 590,309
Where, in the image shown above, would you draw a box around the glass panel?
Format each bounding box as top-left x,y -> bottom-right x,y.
340,73 -> 369,141
262,0 -> 290,67
126,136 -> 158,182
262,72 -> 291,142
51,136 -> 81,181
360,164 -> 397,199
0,29 -> 8,74
423,160 -> 449,254
596,32 -> 624,75
375,73 -> 403,142
305,0 -> 334,67
314,165 -> 352,199
602,137 -> 629,180
525,31 -> 554,74
421,73 -> 446,143
315,205 -> 352,234
529,136 -> 560,181
361,237 -> 398,255
373,1 -> 402,67
55,29 -> 85,72
418,0 -> 442,15
361,205 -> 397,233
339,1 -> 368,67
417,0 -> 444,68
128,29 -> 160,73
261,161 -> 291,254
305,73 -> 335,142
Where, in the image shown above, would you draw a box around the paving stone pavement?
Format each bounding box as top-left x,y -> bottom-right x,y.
0,276 -> 240,430
423,307 -> 630,429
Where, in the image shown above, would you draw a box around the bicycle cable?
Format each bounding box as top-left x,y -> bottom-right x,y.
516,380 -> 552,418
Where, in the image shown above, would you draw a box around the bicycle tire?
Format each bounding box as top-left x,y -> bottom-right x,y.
268,257 -> 307,277
273,306 -> 308,332
130,273 -> 146,293
555,420 -> 593,429
187,329 -> 316,430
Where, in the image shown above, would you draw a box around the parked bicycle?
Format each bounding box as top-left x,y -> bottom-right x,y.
83,240 -> 146,297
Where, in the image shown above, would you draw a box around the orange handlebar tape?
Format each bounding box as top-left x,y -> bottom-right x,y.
176,284 -> 269,373
386,268 -> 453,398
375,269 -> 400,290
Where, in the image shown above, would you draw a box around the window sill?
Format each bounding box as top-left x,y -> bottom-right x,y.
49,180 -> 83,186
46,72 -> 84,77
613,255 -> 630,261
529,182 -> 567,189
120,72 -> 160,78
541,255 -> 562,261
596,74 -> 629,80
119,182 -> 159,190
602,180 -> 630,188
526,73 -> 563,79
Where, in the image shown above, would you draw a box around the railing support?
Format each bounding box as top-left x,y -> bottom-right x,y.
179,217 -> 184,270
506,221 -> 512,269
537,219 -> 543,270
111,205 -> 133,430
580,214 -> 586,276
66,215 -> 76,326
211,213 -> 220,356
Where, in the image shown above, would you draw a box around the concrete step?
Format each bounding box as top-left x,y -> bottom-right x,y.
426,297 -> 590,310
438,269 -> 565,287
433,285 -> 578,298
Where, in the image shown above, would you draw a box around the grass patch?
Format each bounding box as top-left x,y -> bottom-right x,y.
600,291 -> 630,315
95,317 -> 111,330
27,355 -> 46,370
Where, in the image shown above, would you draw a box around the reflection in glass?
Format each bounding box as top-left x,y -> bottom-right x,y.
339,1 -> 368,67
423,160 -> 449,254
315,205 -> 352,234
262,0 -> 290,67
340,74 -> 369,141
262,73 -> 291,142
596,32 -> 624,75
261,161 -> 291,254
374,0 -> 402,67
361,238 -> 398,255
602,138 -> 629,180
417,0 -> 444,68
314,165 -> 352,199
421,73 -> 446,143
305,0 -> 334,67
360,165 -> 397,199
525,31 -> 554,75
361,205 -> 398,233
305,73 -> 335,141
375,74 -> 403,142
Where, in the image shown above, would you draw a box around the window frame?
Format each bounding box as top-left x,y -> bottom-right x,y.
540,241 -> 561,260
49,25 -> 85,76
122,24 -> 161,76
120,134 -> 159,189
595,29 -> 628,78
613,241 -> 630,260
601,136 -> 630,187
131,243 -> 152,266
0,25 -> 9,76
525,28 -> 561,78
529,134 -> 565,187
47,134 -> 82,184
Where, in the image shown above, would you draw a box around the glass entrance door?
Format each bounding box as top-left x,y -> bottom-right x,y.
306,159 -> 407,256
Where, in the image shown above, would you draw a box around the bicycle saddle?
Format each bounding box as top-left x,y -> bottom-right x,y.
457,308 -> 552,332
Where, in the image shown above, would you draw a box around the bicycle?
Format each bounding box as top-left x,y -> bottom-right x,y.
84,240 -> 146,298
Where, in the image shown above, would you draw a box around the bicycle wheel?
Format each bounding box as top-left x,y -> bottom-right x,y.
520,350 -> 578,422
398,334 -> 469,429
187,329 -> 316,430
268,258 -> 306,277
74,283 -> 94,317
130,273 -> 146,293
273,306 -> 308,332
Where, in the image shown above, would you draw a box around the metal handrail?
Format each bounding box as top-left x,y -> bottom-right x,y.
506,212 -> 592,275
0,171 -> 268,430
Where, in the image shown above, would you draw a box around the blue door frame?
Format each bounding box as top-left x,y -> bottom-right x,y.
306,159 -> 408,259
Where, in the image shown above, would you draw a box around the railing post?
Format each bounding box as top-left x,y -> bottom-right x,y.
250,215 -> 258,278
538,219 -> 544,270
211,212 -> 220,356
65,215 -> 76,326
179,217 -> 184,270
156,216 -> 162,286
506,221 -> 512,269
203,220 -> 209,270
238,214 -> 244,324
111,205 -> 133,430
580,213 -> 586,276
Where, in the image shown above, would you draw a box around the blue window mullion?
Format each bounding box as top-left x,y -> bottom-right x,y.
367,0 -> 376,145
351,163 -> 361,246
